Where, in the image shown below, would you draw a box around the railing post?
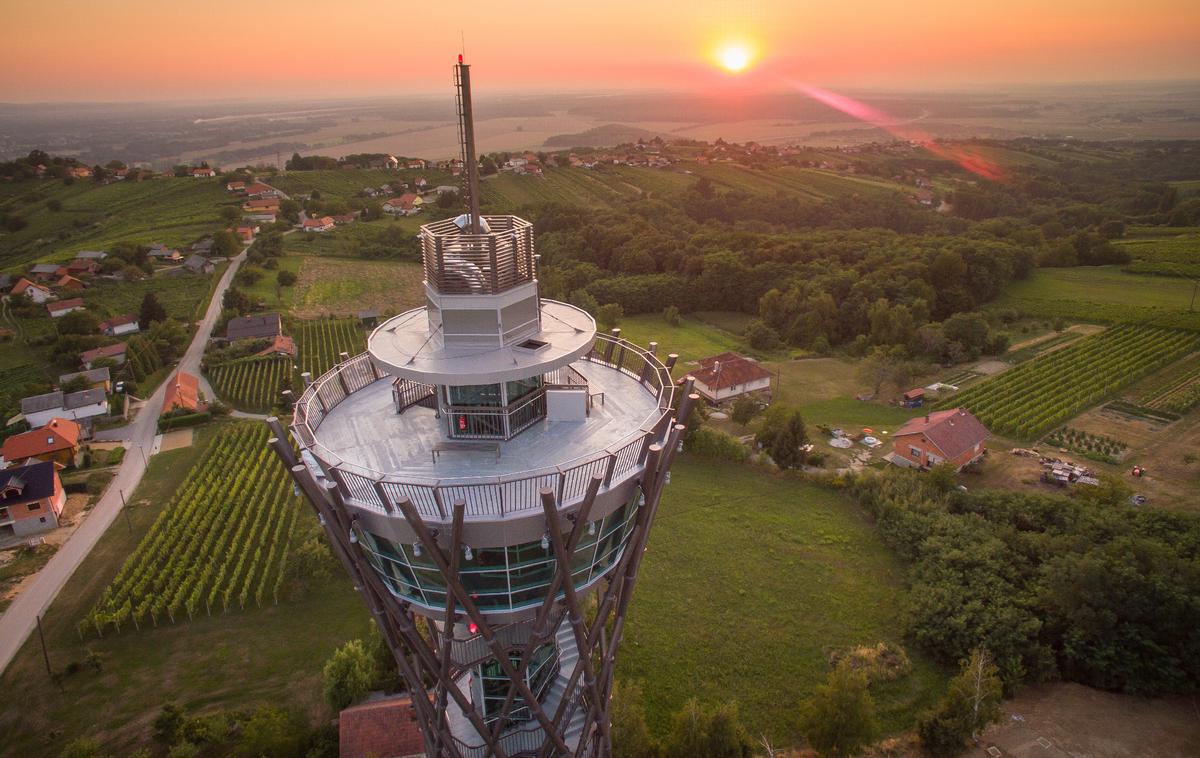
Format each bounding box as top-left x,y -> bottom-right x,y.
602,333 -> 616,364
489,236 -> 499,293
602,453 -> 618,487
301,371 -> 314,388
556,466 -> 566,504
435,237 -> 445,291
432,486 -> 448,520
648,341 -> 657,356
664,354 -> 678,372
337,367 -> 350,396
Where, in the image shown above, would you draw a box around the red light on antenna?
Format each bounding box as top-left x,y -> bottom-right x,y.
468,622 -> 478,635
458,54 -> 464,64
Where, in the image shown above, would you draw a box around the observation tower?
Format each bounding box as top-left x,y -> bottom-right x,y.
267,57 -> 696,758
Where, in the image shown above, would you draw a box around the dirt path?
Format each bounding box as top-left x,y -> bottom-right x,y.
968,682 -> 1200,758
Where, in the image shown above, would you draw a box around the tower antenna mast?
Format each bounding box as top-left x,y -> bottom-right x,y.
455,54 -> 482,233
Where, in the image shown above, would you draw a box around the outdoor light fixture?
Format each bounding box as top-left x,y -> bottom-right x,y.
588,521 -> 596,536
541,532 -> 550,550
413,542 -> 422,557
349,529 -> 359,545
318,513 -> 326,526
464,545 -> 473,561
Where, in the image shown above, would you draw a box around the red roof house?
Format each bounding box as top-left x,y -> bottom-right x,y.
56,274 -> 88,291
302,216 -> 334,232
254,334 -> 297,358
890,408 -> 989,471
80,342 -> 128,369
46,298 -> 86,318
2,418 -> 81,467
338,696 -> 424,758
688,352 -> 773,403
12,278 -> 54,304
162,371 -> 203,414
0,461 -> 67,537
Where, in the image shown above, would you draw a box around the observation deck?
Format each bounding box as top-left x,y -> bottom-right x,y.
291,332 -> 675,527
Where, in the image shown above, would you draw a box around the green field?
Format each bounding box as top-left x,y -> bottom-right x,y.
615,313 -> 751,366
992,266 -> 1200,330
0,177 -> 234,272
620,457 -> 946,742
81,272 -> 215,321
289,256 -> 425,319
269,168 -> 452,202
209,356 -> 296,413
0,422 -> 369,757
237,256 -> 303,313
294,317 -> 367,377
938,325 -> 1199,438
1115,226 -> 1200,276
84,424 -> 301,633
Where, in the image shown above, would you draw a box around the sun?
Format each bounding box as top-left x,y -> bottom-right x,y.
716,43 -> 754,73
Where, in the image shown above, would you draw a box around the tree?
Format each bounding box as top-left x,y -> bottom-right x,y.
611,680 -> 657,758
797,663 -> 876,757
663,305 -> 681,326
154,702 -> 187,745
755,405 -> 808,470
219,205 -> 240,223
237,705 -> 302,758
730,395 -> 761,426
276,269 -> 297,287
596,303 -> 624,330
917,648 -> 1002,757
857,346 -> 910,396
322,639 -> 373,711
59,738 -> 109,758
57,310 -> 100,336
744,319 -> 782,351
139,293 -> 168,328
663,699 -> 753,758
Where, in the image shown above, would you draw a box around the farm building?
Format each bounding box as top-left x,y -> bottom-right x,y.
56,273 -> 87,291
98,315 -> 140,337
30,263 -> 66,281
225,313 -> 282,342
887,408 -> 989,471
46,298 -> 85,318
901,388 -> 925,408
0,461 -> 67,540
65,259 -> 100,276
79,342 -> 127,370
1,418 -> 81,468
689,352 -> 773,403
242,198 -> 280,213
58,367 -> 111,393
302,216 -> 335,232
254,334 -> 297,358
162,372 -> 203,414
183,254 -> 214,274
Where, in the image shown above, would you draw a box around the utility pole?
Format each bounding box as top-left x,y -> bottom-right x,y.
119,489 -> 132,534
36,614 -> 54,681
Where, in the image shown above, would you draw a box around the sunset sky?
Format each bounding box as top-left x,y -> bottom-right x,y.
0,0 -> 1197,102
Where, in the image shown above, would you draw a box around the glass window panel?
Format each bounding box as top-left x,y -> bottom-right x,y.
448,383 -> 503,407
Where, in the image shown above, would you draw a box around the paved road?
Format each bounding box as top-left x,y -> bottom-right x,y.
0,248 -> 248,674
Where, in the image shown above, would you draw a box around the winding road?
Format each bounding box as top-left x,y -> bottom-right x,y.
0,247 -> 249,674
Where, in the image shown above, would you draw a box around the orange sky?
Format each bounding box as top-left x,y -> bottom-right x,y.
0,0 -> 1197,101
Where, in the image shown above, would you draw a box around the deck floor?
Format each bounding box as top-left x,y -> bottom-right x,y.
312,361 -> 661,479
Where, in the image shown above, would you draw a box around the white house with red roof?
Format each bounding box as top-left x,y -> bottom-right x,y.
46,298 -> 85,318
888,408 -> 989,471
11,278 -> 54,304
689,352 -> 773,403
302,216 -> 334,232
191,166 -> 216,178
98,314 -> 140,337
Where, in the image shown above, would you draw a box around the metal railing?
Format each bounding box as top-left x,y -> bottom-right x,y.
392,377 -> 436,414
290,333 -> 675,521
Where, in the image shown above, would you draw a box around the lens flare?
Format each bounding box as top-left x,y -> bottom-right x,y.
789,81 -> 1007,182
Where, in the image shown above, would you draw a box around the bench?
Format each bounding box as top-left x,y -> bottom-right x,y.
432,441 -> 501,463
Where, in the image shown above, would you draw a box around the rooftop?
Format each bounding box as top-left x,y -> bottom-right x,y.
225,313 -> 281,341
894,408 -> 989,459
0,460 -> 56,505
691,352 -> 772,390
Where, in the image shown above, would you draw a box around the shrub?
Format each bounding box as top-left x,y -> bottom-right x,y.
685,427 -> 748,462
322,640 -> 373,711
85,471 -> 113,495
158,412 -> 212,431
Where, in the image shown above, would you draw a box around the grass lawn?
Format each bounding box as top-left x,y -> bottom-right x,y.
0,421 -> 368,757
620,457 -> 946,743
270,169 -> 454,203
616,313 -> 753,366
238,256 -> 303,313
992,267 -> 1200,329
290,256 -> 424,318
81,272 -> 215,321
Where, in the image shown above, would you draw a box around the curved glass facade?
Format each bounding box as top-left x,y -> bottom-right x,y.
480,641 -> 560,724
357,490 -> 640,613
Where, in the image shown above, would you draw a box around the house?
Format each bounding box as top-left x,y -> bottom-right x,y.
254,334 -> 297,358
183,255 -> 214,274
46,298 -> 86,318
338,696 -> 424,758
98,314 -> 140,337
58,367 -> 111,393
302,216 -> 334,232
0,274 -> 11,293
11,278 -> 54,304
235,224 -> 258,243
20,388 -> 107,428
0,461 -> 67,539
65,259 -> 100,276
56,274 -> 87,291
68,166 -> 92,179
225,313 -> 282,342
191,238 -> 215,255
406,159 -> 426,170
912,188 -> 935,206
382,194 -> 421,215
226,180 -> 246,192
413,176 -> 428,189
689,352 -> 773,403
889,408 -> 989,471
434,185 -> 458,195
79,342 -> 127,370
901,388 -> 925,408
191,167 -> 216,178
2,418 -> 81,468
242,198 -> 280,213
332,213 -> 357,225
30,263 -> 66,281
243,182 -> 277,198
162,371 -> 203,414
244,213 -> 276,224
148,244 -> 183,262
